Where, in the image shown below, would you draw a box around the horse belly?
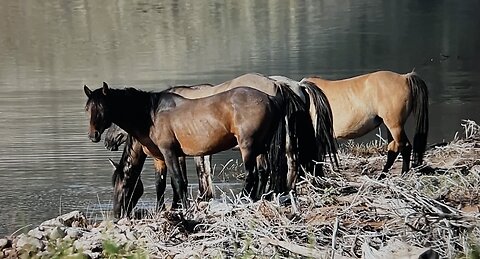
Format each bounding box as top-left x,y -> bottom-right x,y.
178,131 -> 237,156
334,113 -> 381,139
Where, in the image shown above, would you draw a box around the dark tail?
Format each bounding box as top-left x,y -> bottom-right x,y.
407,72 -> 429,167
268,83 -> 317,194
301,81 -> 339,172
267,106 -> 287,194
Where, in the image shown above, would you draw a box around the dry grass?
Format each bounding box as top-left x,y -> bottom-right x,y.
108,120 -> 479,258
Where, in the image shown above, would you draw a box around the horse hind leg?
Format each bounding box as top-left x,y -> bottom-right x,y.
239,143 -> 260,200
400,137 -> 412,173
383,125 -> 411,174
194,155 -> 214,201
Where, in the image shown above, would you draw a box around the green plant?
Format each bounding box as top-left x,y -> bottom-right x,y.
102,239 -> 148,259
44,238 -> 86,259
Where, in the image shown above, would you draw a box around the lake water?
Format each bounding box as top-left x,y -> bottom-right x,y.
1,0 -> 479,235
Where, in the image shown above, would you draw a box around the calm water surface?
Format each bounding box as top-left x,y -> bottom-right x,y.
1,1 -> 479,235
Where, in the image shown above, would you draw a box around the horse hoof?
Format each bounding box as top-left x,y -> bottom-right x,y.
278,194 -> 291,206
377,172 -> 387,180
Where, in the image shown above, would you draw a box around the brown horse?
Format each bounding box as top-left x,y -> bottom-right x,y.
84,82 -> 317,210
303,71 -> 429,173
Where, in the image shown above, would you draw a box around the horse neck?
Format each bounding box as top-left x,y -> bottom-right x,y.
108,89 -> 155,138
120,136 -> 145,169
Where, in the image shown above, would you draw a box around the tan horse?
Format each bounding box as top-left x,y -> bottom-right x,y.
303,71 -> 429,173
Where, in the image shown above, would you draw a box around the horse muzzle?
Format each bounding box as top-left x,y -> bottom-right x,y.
88,131 -> 101,143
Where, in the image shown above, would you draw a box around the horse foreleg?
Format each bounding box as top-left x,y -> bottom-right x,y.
240,146 -> 259,200
162,150 -> 189,210
195,155 -> 214,201
153,159 -> 167,212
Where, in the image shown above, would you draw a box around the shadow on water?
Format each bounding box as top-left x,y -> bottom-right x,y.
0,0 -> 479,235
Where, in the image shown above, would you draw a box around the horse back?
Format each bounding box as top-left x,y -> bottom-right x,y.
216,73 -> 278,96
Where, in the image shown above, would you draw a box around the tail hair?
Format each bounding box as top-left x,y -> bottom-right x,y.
268,83 -> 317,194
407,72 -> 429,166
301,81 -> 339,171
268,107 -> 287,194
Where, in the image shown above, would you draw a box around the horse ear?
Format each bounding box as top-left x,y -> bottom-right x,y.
84,85 -> 92,97
102,82 -> 109,96
108,158 -> 119,169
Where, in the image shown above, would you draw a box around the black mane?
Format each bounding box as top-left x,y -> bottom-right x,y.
85,84 -> 188,144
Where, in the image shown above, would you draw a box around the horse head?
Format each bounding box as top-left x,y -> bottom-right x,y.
110,158 -> 144,218
84,82 -> 113,142
104,124 -> 128,151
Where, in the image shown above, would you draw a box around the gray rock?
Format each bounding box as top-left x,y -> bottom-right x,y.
74,239 -> 93,251
74,238 -> 102,253
40,211 -> 87,227
66,228 -> 82,239
49,226 -> 66,240
40,217 -> 63,227
28,227 -> 45,239
0,238 -> 10,250
15,234 -> 44,251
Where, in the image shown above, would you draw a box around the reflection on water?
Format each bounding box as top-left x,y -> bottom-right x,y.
0,0 -> 479,235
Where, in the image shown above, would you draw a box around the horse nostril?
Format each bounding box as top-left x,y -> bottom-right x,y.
94,131 -> 100,139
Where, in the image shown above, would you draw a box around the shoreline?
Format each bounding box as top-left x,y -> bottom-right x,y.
2,120 -> 479,258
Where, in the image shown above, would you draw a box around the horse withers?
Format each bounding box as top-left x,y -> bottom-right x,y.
84,82 -> 316,210
303,71 -> 429,174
